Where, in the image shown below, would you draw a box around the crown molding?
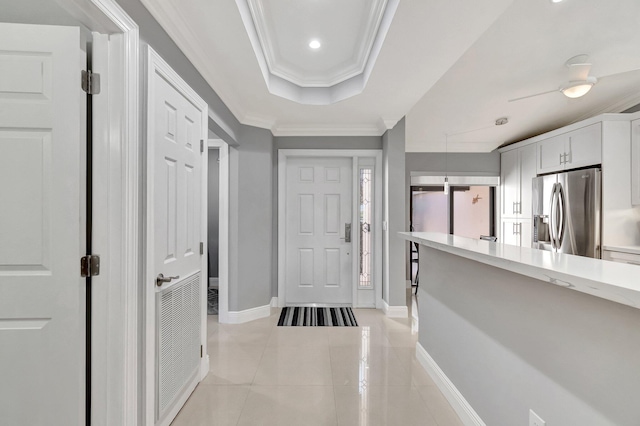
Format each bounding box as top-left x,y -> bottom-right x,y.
140,0 -> 250,128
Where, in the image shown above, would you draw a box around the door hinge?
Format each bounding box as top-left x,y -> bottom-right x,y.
200,345 -> 203,358
81,255 -> 100,277
200,139 -> 204,153
81,70 -> 101,95
200,242 -> 204,255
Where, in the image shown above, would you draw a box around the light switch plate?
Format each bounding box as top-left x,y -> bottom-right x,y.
529,409 -> 546,426
382,221 -> 388,231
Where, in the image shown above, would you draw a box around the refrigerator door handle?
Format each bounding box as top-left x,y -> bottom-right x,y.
549,183 -> 557,249
557,184 -> 566,249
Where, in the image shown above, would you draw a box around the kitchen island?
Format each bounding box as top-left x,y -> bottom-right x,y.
400,232 -> 640,426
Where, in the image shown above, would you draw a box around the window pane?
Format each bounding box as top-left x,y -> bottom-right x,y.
453,186 -> 490,239
359,168 -> 373,288
411,190 -> 448,233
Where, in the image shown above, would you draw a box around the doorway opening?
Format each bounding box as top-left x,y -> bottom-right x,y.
207,147 -> 220,315
409,184 -> 496,283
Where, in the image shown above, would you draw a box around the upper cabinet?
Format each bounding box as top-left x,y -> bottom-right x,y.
537,123 -> 602,175
633,119 -> 640,206
501,143 -> 537,220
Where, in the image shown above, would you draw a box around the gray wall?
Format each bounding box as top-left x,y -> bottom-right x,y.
382,119 -> 407,307
405,152 -> 500,178
419,246 -> 640,425
207,149 -> 219,278
229,126 -> 274,311
115,0 -> 241,144
275,136 -> 382,151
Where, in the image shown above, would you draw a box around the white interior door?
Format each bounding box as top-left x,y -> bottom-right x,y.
285,157 -> 353,305
146,48 -> 207,426
0,23 -> 85,425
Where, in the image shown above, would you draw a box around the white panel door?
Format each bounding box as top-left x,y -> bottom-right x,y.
147,50 -> 207,426
0,23 -> 84,425
285,157 -> 353,305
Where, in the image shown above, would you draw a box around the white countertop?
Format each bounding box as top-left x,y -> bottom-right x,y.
603,245 -> 640,256
399,232 -> 640,310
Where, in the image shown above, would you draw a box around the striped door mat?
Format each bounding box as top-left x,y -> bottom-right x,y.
278,307 -> 358,327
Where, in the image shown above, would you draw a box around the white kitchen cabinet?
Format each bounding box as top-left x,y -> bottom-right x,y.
500,143 -> 537,220
537,134 -> 566,175
500,218 -> 531,248
632,119 -> 640,206
537,123 -> 602,174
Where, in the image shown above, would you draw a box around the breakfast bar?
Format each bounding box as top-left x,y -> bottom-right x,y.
400,232 -> 640,426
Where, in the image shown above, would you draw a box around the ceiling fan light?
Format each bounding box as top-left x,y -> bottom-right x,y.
561,77 -> 597,99
562,84 -> 593,98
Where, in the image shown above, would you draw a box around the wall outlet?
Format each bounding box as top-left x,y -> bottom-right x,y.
529,409 -> 546,426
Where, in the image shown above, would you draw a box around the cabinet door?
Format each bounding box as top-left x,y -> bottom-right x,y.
500,219 -> 531,247
519,144 -> 537,220
500,219 -> 520,246
567,123 -> 602,169
519,219 -> 532,249
501,149 -> 520,218
537,134 -> 566,174
632,119 -> 640,206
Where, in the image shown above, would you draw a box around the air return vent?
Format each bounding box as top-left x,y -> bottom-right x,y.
157,272 -> 201,420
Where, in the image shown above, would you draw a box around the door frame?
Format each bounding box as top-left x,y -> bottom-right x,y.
41,0 -> 140,424
207,139 -> 230,323
144,46 -> 209,426
277,149 -> 383,309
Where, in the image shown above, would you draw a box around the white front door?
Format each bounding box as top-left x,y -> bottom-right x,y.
146,48 -> 207,426
0,23 -> 85,425
285,157 -> 353,305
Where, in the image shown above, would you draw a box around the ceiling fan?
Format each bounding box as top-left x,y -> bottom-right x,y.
508,54 -> 615,102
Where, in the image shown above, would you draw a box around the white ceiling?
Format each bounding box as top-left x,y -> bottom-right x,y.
141,0 -> 640,151
246,0 -> 387,87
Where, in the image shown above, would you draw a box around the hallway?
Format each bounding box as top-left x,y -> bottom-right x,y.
172,305 -> 463,425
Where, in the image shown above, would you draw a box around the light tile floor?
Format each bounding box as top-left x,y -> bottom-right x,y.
172,299 -> 463,426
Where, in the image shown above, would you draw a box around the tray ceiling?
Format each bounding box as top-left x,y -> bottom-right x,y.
237,0 -> 397,104
139,0 -> 640,148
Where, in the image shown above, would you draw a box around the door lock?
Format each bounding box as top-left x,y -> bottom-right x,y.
156,273 -> 180,287
340,223 -> 352,243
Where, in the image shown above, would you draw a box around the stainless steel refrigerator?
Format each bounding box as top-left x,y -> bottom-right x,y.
532,167 -> 601,258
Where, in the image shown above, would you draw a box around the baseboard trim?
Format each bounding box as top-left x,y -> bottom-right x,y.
227,303 -> 271,324
270,297 -> 278,308
382,300 -> 408,318
415,342 -> 485,426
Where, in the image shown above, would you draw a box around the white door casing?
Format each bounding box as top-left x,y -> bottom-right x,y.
207,139 -> 230,323
0,23 -> 85,425
285,157 -> 353,305
145,47 -> 208,426
278,150 -> 383,308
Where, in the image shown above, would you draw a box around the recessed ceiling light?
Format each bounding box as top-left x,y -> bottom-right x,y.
550,0 -> 563,3
309,40 -> 321,49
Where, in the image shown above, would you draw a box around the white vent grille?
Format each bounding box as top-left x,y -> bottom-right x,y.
157,272 -> 201,419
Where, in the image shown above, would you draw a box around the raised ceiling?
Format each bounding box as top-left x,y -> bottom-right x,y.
235,0 -> 398,104
140,0 -> 640,150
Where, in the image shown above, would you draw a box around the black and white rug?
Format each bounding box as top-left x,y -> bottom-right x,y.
207,288 -> 218,315
277,307 -> 358,327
